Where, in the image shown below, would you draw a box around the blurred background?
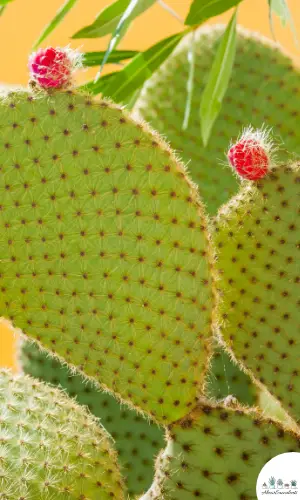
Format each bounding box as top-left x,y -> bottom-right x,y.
0,0 -> 299,369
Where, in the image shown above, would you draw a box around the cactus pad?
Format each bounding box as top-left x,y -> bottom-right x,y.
21,341 -> 165,497
134,25 -> 300,214
0,369 -> 124,499
214,162 -> 300,424
0,89 -> 213,423
141,400 -> 300,499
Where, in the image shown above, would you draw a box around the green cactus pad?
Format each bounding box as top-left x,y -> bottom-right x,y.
141,400 -> 300,499
214,162 -> 300,424
0,369 -> 124,499
21,341 -> 165,497
134,25 -> 300,214
0,89 -> 213,424
206,345 -> 256,406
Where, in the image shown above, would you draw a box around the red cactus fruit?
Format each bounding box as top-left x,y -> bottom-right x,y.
227,129 -> 272,181
29,47 -> 75,89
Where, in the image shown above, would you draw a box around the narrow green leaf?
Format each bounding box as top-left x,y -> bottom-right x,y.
182,31 -> 195,130
0,5 -> 6,14
79,72 -> 116,95
0,0 -> 13,5
32,0 -> 79,50
185,0 -> 242,26
268,0 -> 298,45
200,11 -> 237,146
123,88 -> 141,109
72,0 -> 130,39
72,0 -> 154,40
100,31 -> 185,102
82,50 -> 138,67
95,0 -> 156,81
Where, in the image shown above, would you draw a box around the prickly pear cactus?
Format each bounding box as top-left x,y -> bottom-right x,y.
141,400 -> 300,499
21,341 -> 165,497
134,25 -> 300,215
214,162 -> 300,424
0,89 -> 213,424
206,345 -> 256,406
0,369 -> 124,499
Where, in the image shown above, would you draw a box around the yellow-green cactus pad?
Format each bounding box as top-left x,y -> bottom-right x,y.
134,25 -> 300,214
0,369 -> 124,499
141,400 -> 300,499
214,162 -> 300,423
21,341 -> 165,497
0,89 -> 213,424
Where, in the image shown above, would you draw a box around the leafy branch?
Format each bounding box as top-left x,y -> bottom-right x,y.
2,0 -> 297,145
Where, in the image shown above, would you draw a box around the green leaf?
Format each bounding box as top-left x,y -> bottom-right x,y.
95,0 -> 156,80
185,0 -> 243,26
72,0 -> 130,39
72,0 -> 154,39
200,11 -> 237,146
82,50 -> 138,67
79,72 -> 116,95
182,31 -> 195,130
0,0 -> 13,15
100,31 -> 185,102
268,0 -> 298,44
124,88 -> 141,109
32,0 -> 79,50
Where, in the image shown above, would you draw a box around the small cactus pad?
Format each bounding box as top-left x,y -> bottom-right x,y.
141,400 -> 300,499
0,90 -> 213,423
214,162 -> 300,423
134,25 -> 300,214
206,345 -> 256,406
21,341 -> 165,497
0,369 -> 124,499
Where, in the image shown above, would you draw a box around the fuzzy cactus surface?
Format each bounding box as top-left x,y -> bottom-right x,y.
134,25 -> 300,215
214,162 -> 300,424
0,89 -> 213,424
141,400 -> 300,499
21,341 -> 165,497
0,369 -> 124,499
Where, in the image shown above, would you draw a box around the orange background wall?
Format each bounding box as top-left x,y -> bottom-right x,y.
0,0 -> 299,368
